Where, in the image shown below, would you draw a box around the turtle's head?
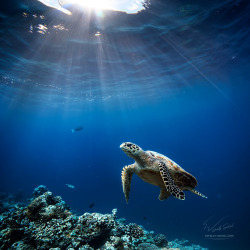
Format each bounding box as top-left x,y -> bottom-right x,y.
120,142 -> 144,160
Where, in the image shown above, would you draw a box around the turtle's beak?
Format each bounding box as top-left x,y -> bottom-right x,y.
120,143 -> 127,152
120,143 -> 132,158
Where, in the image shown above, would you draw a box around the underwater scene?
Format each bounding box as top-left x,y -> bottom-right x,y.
0,0 -> 249,249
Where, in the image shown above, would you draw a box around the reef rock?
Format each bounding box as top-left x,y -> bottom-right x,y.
0,186 -> 208,250
26,191 -> 70,221
32,185 -> 49,198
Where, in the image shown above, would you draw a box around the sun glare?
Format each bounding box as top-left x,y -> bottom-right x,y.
38,0 -> 147,15
70,0 -> 115,10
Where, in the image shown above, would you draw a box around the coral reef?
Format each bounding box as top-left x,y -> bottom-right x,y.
32,185 -> 49,198
0,186 -> 208,250
0,191 -> 27,214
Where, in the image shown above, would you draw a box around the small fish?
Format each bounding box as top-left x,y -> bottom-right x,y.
66,184 -> 75,189
71,126 -> 83,133
89,203 -> 95,208
143,217 -> 147,220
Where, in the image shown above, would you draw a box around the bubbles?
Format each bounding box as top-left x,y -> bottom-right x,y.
36,24 -> 48,34
53,24 -> 68,31
94,31 -> 102,37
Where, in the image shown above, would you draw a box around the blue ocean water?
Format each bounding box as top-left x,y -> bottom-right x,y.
0,0 -> 250,249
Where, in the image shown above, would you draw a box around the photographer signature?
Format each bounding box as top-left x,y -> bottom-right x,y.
203,216 -> 234,233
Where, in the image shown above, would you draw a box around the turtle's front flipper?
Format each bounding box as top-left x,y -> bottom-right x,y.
158,188 -> 170,201
121,164 -> 135,203
158,161 -> 185,200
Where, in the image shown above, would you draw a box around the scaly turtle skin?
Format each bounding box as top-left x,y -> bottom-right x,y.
120,142 -> 207,203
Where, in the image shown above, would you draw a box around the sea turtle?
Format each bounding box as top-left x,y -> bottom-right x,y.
120,142 -> 207,203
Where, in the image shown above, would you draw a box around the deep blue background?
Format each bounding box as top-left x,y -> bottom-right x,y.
1,78 -> 249,249
0,0 -> 250,249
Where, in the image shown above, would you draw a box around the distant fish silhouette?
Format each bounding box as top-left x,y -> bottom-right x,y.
66,184 -> 75,189
89,203 -> 95,208
143,217 -> 147,220
71,126 -> 83,133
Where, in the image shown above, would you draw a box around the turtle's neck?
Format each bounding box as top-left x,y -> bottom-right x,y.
132,150 -> 149,166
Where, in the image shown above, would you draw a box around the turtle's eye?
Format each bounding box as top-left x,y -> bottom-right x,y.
120,142 -> 140,154
125,143 -> 139,151
126,143 -> 133,148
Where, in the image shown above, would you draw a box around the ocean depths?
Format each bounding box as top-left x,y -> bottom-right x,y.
0,0 -> 250,249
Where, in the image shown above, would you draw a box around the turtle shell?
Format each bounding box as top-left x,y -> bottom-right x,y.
147,150 -> 198,189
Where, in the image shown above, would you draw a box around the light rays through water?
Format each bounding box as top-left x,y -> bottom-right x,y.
0,0 -> 247,108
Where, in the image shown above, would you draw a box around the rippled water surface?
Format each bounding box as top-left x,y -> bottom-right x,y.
0,0 -> 248,106
0,1 -> 249,250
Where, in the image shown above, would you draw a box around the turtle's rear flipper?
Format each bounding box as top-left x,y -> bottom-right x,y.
158,161 -> 185,200
121,164 -> 135,203
190,189 -> 207,198
158,188 -> 170,201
